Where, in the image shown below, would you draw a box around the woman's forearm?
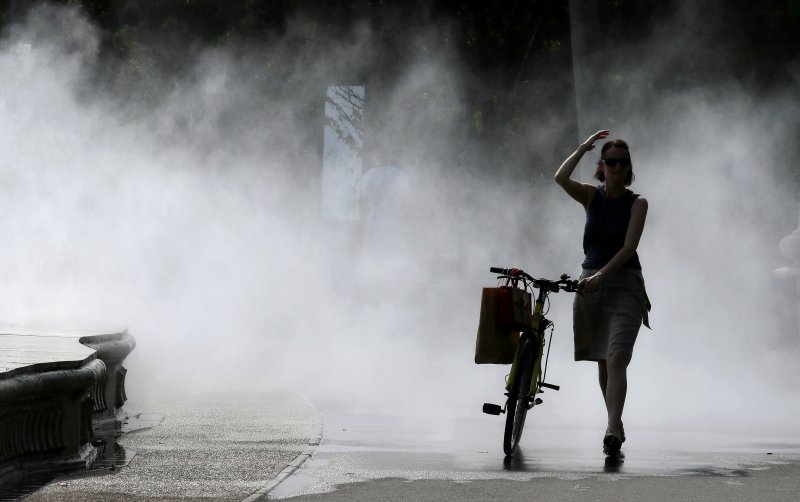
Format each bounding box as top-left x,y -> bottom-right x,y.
597,247 -> 636,279
554,144 -> 590,185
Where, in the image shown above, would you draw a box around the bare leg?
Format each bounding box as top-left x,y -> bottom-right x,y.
604,351 -> 631,437
597,360 -> 608,403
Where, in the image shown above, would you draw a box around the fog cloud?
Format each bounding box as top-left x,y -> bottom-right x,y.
1,4 -> 799,437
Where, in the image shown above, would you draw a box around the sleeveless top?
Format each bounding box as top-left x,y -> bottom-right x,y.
582,186 -> 642,270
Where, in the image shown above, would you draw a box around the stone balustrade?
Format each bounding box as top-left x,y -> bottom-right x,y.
0,325 -> 135,489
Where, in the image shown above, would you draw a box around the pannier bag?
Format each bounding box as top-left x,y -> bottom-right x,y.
475,285 -> 532,364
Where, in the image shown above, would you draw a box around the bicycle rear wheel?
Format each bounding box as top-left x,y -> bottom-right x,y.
503,335 -> 536,456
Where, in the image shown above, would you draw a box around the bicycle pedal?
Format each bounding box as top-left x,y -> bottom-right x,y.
540,382 -> 560,391
482,403 -> 504,415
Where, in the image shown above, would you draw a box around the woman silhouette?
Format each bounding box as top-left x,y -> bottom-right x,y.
554,130 -> 651,456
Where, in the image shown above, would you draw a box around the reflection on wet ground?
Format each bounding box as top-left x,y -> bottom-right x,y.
269,412 -> 800,499
0,412 -> 163,501
603,453 -> 624,473
93,412 -> 165,471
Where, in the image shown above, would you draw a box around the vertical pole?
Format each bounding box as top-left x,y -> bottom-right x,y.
569,0 -> 603,142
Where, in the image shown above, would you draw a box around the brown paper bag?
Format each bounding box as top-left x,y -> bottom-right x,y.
475,287 -> 520,364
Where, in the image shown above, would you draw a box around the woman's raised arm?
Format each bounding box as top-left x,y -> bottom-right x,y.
554,130 -> 610,207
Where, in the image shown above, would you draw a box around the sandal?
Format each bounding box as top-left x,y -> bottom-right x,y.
606,425 -> 626,444
603,433 -> 622,455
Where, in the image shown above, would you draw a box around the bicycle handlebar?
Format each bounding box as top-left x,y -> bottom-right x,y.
490,266 -> 579,293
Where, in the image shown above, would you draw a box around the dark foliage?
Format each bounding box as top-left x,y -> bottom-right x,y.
1,0 -> 798,182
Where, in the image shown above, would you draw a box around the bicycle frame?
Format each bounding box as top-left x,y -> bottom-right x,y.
505,287 -> 552,399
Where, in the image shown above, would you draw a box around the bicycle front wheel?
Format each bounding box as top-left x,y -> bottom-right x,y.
503,335 -> 536,456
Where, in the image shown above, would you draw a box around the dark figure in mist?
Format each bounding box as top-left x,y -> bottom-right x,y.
554,130 -> 651,456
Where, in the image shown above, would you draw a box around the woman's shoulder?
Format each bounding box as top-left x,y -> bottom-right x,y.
627,190 -> 647,201
632,195 -> 648,211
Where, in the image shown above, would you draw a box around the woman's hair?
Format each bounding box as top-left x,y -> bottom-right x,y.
594,139 -> 634,186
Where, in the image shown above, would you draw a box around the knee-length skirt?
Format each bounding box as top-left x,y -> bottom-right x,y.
573,268 -> 650,361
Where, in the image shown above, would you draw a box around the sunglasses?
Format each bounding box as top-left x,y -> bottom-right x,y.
600,157 -> 631,167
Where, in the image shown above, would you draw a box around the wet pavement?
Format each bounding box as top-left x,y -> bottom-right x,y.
270,412 -> 800,501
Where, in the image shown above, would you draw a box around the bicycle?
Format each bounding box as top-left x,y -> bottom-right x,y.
481,266 -> 579,456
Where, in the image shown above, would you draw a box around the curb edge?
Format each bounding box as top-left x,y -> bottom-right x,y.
242,403 -> 324,502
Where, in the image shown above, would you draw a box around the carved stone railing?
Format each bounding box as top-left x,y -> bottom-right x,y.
0,326 -> 135,488
79,331 -> 136,425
